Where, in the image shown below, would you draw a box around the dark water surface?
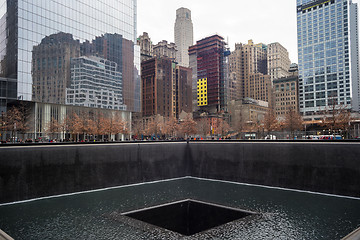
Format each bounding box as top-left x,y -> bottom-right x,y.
0,177 -> 359,239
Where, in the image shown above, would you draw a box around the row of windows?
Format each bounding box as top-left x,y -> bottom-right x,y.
300,99 -> 352,108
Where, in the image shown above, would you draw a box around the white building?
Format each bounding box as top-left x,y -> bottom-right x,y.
66,56 -> 126,110
174,7 -> 194,67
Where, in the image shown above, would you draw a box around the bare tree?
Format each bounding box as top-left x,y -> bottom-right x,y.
283,108 -> 303,139
101,115 -> 115,141
112,117 -> 126,137
321,97 -> 352,137
93,112 -> 107,140
3,104 -> 30,142
336,109 -> 352,138
132,120 -> 145,139
262,109 -> 278,136
68,112 -> 87,141
59,115 -> 72,141
163,116 -> 179,139
214,118 -> 231,138
45,117 -> 61,140
121,120 -> 130,136
145,115 -> 164,138
85,118 -> 97,141
197,118 -> 211,138
234,111 -> 246,136
179,114 -> 197,138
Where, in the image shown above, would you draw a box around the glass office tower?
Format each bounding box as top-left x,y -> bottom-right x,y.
0,0 -> 140,112
297,0 -> 360,116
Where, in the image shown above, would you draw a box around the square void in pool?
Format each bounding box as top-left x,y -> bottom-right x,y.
122,199 -> 256,236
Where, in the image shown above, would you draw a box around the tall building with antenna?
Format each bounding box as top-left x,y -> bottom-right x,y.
174,7 -> 193,67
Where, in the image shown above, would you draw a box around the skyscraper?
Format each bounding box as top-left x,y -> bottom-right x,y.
0,0 -> 140,112
189,35 -> 229,114
229,40 -> 272,106
267,42 -> 291,81
297,0 -> 360,115
141,57 -> 191,118
174,7 -> 193,67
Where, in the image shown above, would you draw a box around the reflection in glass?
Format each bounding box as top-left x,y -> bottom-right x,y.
1,0 -> 140,112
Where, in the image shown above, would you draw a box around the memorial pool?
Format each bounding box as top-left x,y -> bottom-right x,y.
0,177 -> 359,239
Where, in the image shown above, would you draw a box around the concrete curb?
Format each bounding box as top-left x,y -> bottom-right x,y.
0,230 -> 14,240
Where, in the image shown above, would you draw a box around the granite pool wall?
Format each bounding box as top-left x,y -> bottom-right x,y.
0,141 -> 359,203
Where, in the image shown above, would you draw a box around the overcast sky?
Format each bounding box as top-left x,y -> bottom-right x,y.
138,0 -> 360,63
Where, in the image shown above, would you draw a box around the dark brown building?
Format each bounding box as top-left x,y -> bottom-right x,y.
175,66 -> 192,118
141,57 -> 191,118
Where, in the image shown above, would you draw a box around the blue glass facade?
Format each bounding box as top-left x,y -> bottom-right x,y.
0,0 -> 140,112
297,0 -> 359,115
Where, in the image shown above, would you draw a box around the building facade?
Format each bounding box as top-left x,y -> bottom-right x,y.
153,40 -> 177,60
189,35 -> 229,114
66,56 -> 125,110
32,33 -> 80,105
174,7 -> 193,67
0,0 -> 140,112
273,75 -> 299,117
267,42 -> 291,81
137,32 -> 153,62
174,65 -> 192,118
230,40 -> 272,106
141,57 -> 192,118
1,100 -> 131,142
228,98 -> 269,132
246,73 -> 272,105
297,0 -> 360,115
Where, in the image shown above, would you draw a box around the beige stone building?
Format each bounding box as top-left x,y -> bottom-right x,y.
174,7 -> 193,67
228,98 -> 269,132
228,72 -> 238,101
246,73 -> 272,106
267,42 -> 291,82
153,40 -> 177,60
137,32 -> 153,62
273,74 -> 299,118
229,40 -> 272,105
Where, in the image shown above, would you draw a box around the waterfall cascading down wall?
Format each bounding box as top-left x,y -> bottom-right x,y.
0,142 -> 359,204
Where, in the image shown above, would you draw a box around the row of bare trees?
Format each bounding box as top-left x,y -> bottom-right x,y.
132,114 -> 197,139
261,109 -> 303,139
45,112 -> 129,141
132,114 -> 231,139
0,104 -> 129,142
0,102 -> 355,142
260,105 -> 353,139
